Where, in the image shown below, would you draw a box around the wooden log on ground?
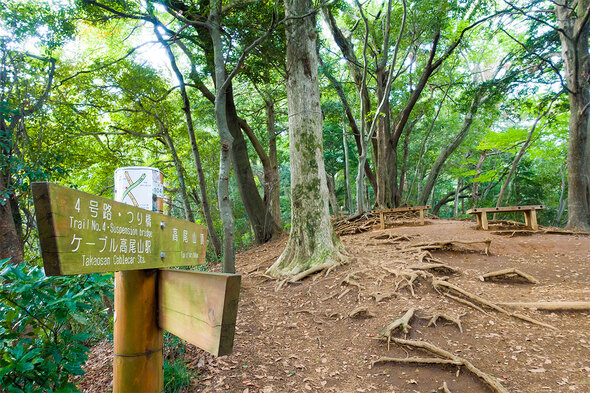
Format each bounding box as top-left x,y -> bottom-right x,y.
497,301 -> 590,311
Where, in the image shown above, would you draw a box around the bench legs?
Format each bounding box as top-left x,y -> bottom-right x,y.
475,212 -> 489,230
379,211 -> 385,230
419,209 -> 425,225
524,210 -> 538,230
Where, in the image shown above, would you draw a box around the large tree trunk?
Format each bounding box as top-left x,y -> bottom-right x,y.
556,0 -> 590,230
375,68 -> 397,208
418,92 -> 484,205
226,86 -> 282,243
267,0 -> 344,277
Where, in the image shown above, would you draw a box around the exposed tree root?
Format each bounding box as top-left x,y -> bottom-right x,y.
369,292 -> 396,302
497,301 -> 590,311
407,239 -> 492,255
410,263 -> 459,275
372,234 -> 412,242
481,268 -> 539,284
383,309 -> 415,349
433,279 -> 556,329
290,261 -> 340,283
443,292 -> 492,316
427,313 -> 463,333
440,381 -> 452,393
372,356 -> 462,367
349,306 -> 374,319
337,288 -> 352,299
387,338 -> 509,393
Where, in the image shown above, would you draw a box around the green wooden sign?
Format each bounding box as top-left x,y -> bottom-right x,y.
32,182 -> 207,276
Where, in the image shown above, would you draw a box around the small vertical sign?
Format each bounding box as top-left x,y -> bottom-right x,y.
114,166 -> 164,213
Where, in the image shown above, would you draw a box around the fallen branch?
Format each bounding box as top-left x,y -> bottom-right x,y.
497,301 -> 590,311
389,338 -> 509,393
481,268 -> 539,284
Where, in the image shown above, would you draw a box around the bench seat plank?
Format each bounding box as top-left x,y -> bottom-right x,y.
467,205 -> 545,231
373,205 -> 432,229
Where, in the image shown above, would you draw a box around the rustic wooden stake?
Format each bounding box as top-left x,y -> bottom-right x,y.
113,269 -> 163,392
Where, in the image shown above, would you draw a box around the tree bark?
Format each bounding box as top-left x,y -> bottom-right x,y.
556,0 -> 590,230
267,0 -> 344,277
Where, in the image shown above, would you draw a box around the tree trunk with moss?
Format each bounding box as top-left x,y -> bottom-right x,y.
267,0 -> 344,277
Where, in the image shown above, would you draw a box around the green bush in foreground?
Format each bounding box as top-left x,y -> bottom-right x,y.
0,259 -> 112,392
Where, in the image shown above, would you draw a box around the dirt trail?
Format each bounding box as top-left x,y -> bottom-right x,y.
79,219 -> 590,393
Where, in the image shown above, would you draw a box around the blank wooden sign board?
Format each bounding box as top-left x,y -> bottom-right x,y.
159,269 -> 240,356
32,182 -> 241,389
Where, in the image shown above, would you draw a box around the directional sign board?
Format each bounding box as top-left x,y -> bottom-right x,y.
32,182 -> 207,276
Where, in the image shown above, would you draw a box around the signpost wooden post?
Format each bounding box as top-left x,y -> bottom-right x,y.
32,181 -> 241,392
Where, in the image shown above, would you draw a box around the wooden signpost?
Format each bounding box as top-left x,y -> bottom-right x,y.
32,181 -> 241,392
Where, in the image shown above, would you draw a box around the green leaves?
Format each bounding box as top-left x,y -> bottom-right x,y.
0,259 -> 113,392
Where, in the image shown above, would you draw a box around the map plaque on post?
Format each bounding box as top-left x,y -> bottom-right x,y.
32,182 -> 207,276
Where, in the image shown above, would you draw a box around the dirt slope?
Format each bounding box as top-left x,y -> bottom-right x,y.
79,219 -> 590,393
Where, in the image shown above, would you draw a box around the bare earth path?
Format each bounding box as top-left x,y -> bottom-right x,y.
78,219 -> 590,393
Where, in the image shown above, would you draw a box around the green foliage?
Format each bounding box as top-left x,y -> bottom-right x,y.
163,333 -> 199,392
0,259 -> 113,392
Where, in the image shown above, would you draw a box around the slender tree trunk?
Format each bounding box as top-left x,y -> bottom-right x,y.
418,92 -> 484,205
209,9 -> 237,273
320,60 -> 377,192
265,100 -> 282,227
556,1 -> 590,230
326,172 -> 339,215
398,113 -> 422,202
495,104 -> 552,209
154,28 -> 223,259
267,0 -> 344,277
177,33 -> 281,243
343,120 -> 353,212
162,133 -> 194,222
554,162 -> 568,226
454,178 -> 462,216
472,150 -> 488,206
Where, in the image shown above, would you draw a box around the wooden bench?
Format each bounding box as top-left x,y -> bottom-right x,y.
373,206 -> 432,229
466,205 -> 545,231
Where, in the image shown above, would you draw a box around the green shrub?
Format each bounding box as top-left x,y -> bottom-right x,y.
0,258 -> 113,392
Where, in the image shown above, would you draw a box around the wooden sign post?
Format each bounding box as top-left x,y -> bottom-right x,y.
32,182 -> 241,392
